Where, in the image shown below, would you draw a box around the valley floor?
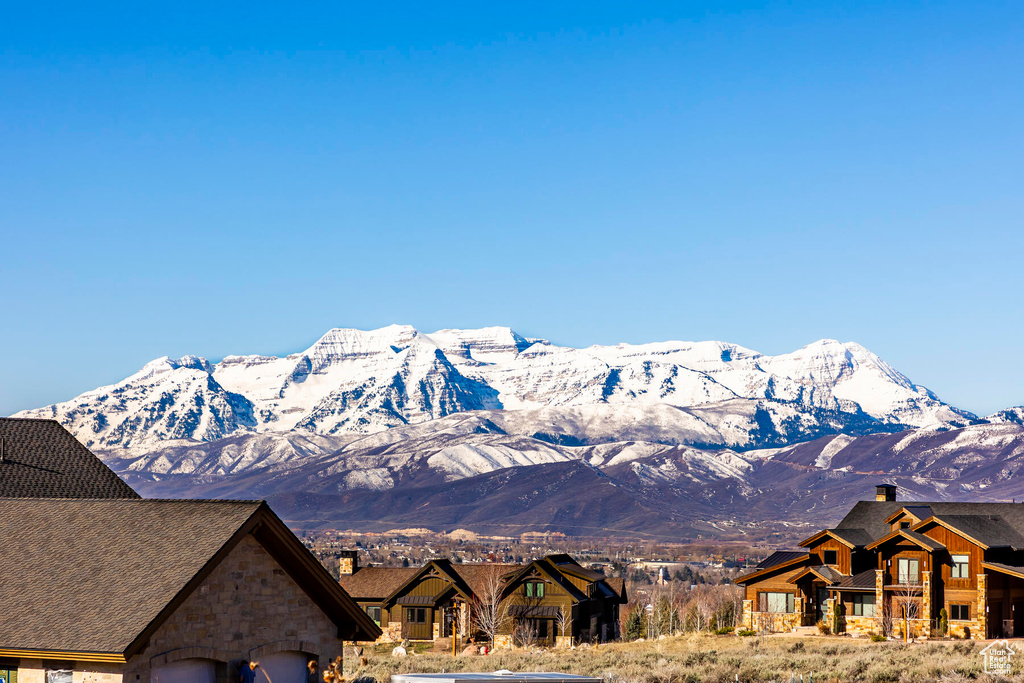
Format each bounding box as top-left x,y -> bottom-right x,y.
348,635 -> 1011,683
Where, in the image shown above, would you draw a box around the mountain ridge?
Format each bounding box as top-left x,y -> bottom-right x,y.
14,325 -> 976,451
15,325 -> 1020,539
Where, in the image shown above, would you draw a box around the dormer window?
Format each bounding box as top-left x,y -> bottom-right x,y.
823,550 -> 837,565
525,581 -> 545,598
900,521 -> 911,529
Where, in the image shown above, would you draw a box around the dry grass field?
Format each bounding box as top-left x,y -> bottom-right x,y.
347,635 -> 1016,683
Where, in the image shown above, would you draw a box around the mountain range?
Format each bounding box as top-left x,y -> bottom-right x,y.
14,325 -> 1024,539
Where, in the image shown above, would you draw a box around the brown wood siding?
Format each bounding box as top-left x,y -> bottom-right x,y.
920,524 -> 984,591
806,537 -> 851,575
879,543 -> 930,584
405,576 -> 448,597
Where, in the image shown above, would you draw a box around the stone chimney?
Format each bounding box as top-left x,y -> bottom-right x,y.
875,484 -> 897,502
339,550 -> 359,575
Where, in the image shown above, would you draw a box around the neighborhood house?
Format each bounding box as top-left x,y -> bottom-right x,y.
338,552 -> 627,647
738,484 -> 1024,639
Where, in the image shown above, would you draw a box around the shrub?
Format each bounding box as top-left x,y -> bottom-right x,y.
870,634 -> 887,642
713,626 -> 734,635
737,629 -> 756,637
817,619 -> 831,636
938,607 -> 948,635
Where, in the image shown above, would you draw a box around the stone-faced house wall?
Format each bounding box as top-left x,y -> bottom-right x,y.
122,534 -> 343,681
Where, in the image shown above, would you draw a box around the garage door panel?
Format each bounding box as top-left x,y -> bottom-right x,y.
151,658 -> 216,683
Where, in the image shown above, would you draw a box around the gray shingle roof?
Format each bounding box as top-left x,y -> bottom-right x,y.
838,500 -> 1024,544
828,528 -> 873,547
0,498 -> 260,654
833,569 -> 877,591
755,550 -> 808,570
901,529 -> 945,550
0,498 -> 382,654
0,418 -> 138,499
929,515 -> 1024,550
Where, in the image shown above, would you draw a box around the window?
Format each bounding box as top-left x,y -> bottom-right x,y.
900,521 -> 911,529
950,604 -> 970,620
760,592 -> 795,613
951,555 -> 969,579
0,667 -> 18,683
46,673 -> 73,683
525,581 -> 545,598
897,558 -> 920,585
823,550 -> 838,565
851,594 -> 875,617
406,608 -> 427,623
367,606 -> 382,625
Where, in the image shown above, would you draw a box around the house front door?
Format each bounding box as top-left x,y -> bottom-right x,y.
989,601 -> 1004,638
816,587 -> 829,622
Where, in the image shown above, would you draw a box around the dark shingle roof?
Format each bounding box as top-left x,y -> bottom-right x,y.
0,498 -> 261,653
0,418 -> 138,499
929,515 -> 1024,549
338,567 -> 419,600
828,528 -> 873,547
0,497 -> 381,654
756,550 -> 808,570
838,500 -> 1024,544
834,569 -> 877,591
901,529 -> 945,550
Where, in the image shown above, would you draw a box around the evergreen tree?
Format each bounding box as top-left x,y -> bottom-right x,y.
624,604 -> 648,640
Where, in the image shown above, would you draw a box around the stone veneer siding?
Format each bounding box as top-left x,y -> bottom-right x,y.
122,533 -> 344,680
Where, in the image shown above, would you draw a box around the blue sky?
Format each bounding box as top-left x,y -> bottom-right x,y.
1,1 -> 1022,416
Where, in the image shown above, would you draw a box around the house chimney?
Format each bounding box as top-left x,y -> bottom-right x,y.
876,484 -> 897,502
339,550 -> 358,575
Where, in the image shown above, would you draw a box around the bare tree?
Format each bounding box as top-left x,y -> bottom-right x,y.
892,579 -> 922,643
512,619 -> 539,649
472,565 -> 510,649
556,607 -> 572,646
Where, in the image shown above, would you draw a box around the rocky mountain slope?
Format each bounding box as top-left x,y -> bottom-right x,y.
16,325 -> 974,451
16,325 -> 1021,539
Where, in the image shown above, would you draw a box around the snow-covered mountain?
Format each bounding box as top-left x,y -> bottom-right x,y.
15,325 -> 974,451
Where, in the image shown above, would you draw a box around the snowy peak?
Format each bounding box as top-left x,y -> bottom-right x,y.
13,325 -> 976,451
301,324 -> 423,368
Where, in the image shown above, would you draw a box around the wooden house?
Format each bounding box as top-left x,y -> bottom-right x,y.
338,552 -> 627,647
737,484 -> 1024,639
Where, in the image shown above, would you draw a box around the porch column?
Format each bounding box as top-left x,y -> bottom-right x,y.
824,596 -> 836,633
794,597 -> 804,630
742,599 -> 753,630
977,573 -> 988,640
921,570 -> 932,627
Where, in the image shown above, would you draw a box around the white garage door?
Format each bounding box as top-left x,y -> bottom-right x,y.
258,651 -> 312,683
151,658 -> 216,683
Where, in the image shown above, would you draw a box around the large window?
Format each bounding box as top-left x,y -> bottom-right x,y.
366,606 -> 382,625
897,558 -> 920,585
950,604 -> 970,620
406,608 -> 427,623
525,581 -> 545,598
951,555 -> 969,579
760,592 -> 795,613
823,550 -> 838,565
851,594 -> 875,617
